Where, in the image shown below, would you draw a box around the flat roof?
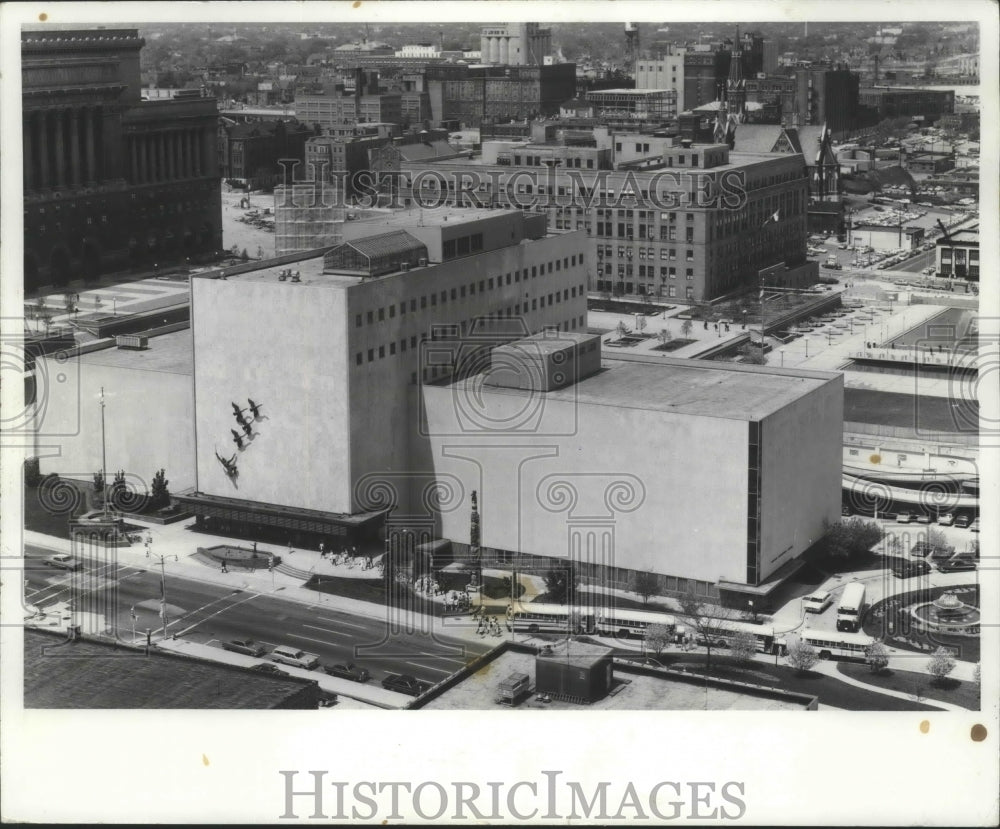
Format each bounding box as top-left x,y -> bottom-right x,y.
69,329 -> 193,375
24,627 -> 316,709
420,648 -> 812,711
587,88 -> 675,95
495,330 -> 597,356
352,206 -> 519,230
446,355 -> 838,421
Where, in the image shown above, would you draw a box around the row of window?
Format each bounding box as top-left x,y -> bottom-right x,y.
354,261 -> 585,328
595,279 -> 695,300
598,264 -> 694,279
354,315 -> 589,376
599,245 -> 695,262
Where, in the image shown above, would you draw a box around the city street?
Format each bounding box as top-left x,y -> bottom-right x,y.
24,544 -> 491,688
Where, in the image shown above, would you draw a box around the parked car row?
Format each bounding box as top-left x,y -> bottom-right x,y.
895,512 -> 977,527
220,639 -> 372,682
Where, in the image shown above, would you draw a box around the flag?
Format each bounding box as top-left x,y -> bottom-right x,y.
771,209 -> 780,223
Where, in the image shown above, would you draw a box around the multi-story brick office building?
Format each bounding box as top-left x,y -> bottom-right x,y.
396,137 -> 813,302
21,28 -> 221,290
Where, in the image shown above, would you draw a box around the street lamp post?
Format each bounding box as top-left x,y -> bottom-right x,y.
99,387 -> 108,518
154,554 -> 179,640
779,348 -> 785,367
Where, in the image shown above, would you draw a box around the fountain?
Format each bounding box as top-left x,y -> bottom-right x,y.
910,590 -> 980,636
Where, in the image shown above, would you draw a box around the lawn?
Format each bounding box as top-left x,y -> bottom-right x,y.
837,662 -> 980,710
623,652 -> 944,711
651,338 -> 696,352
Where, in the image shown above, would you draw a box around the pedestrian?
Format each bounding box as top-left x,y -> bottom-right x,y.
221,560 -> 228,573
252,541 -> 257,555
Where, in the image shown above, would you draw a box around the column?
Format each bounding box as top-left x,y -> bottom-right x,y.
23,114 -> 34,191
165,132 -> 174,180
179,130 -> 188,178
84,106 -> 97,184
202,126 -> 215,178
55,110 -> 68,187
38,111 -> 50,189
157,133 -> 166,181
189,129 -> 197,176
500,37 -> 509,64
128,136 -> 138,183
70,108 -> 82,187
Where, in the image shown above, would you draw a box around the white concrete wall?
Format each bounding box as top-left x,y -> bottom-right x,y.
759,377 -> 843,580
33,355 -> 195,494
417,381 -> 753,585
192,277 -> 353,513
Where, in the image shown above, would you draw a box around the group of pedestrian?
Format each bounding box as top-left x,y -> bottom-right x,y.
477,614 -> 505,637
444,591 -> 472,612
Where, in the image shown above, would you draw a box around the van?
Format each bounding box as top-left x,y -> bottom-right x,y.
803,590 -> 832,614
270,645 -> 320,670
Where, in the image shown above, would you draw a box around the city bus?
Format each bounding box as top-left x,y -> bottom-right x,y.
800,630 -> 878,661
510,603 -> 596,636
836,582 -> 867,633
595,608 -> 676,640
690,618 -> 781,655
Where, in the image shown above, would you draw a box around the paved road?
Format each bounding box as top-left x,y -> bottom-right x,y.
894,248 -> 936,274
24,545 -> 492,687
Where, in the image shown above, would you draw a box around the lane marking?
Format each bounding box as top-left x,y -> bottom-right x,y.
314,616 -> 369,629
302,623 -> 356,636
171,592 -> 263,637
404,661 -> 453,675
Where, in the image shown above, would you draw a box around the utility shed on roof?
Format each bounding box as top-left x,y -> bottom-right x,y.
322,230 -> 428,276
535,640 -> 613,703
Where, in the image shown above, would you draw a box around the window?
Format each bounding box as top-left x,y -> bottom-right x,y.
367,349 -> 374,362
410,336 -> 417,348
489,278 -> 495,289
410,299 -> 417,312
355,314 -> 362,328
421,296 -> 427,309
441,290 -> 447,303
451,288 -> 457,301
389,305 -> 395,319
367,310 -> 374,324
431,294 -> 437,306
356,353 -> 363,365
389,342 -> 396,355
686,269 -> 693,279
379,345 -> 385,358
686,250 -> 693,261
400,339 -> 407,353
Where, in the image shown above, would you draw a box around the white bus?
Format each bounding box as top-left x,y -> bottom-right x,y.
800,630 -> 877,661
595,608 -> 675,640
836,582 -> 867,633
691,618 -> 781,655
510,603 -> 596,636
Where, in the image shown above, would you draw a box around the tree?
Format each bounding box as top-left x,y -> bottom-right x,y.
630,571 -> 660,605
786,639 -> 819,673
615,320 -> 628,338
92,470 -> 104,495
680,318 -> 693,338
543,563 -> 577,604
738,346 -> 768,365
645,623 -> 672,659
657,328 -> 673,346
109,469 -> 127,510
927,647 -> 956,684
675,591 -> 740,673
150,468 -> 170,510
820,517 -> 885,560
730,630 -> 757,666
63,292 -> 78,317
240,248 -> 250,261
865,640 -> 890,674
635,315 -> 647,334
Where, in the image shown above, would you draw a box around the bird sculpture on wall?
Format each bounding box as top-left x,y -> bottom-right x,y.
231,429 -> 244,449
215,449 -> 238,477
241,419 -> 253,438
231,401 -> 246,418
248,398 -> 262,419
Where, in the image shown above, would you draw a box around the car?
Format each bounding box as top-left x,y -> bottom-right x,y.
250,663 -> 289,676
923,267 -> 936,275
915,514 -> 932,524
929,545 -> 956,564
323,663 -> 371,683
892,560 -> 931,578
910,541 -> 932,557
938,513 -> 955,526
954,515 -> 970,528
803,590 -> 833,614
44,553 -> 82,570
939,555 -> 977,572
269,645 -> 320,670
381,674 -> 430,696
896,513 -> 913,524
969,518 -> 980,533
222,638 -> 268,657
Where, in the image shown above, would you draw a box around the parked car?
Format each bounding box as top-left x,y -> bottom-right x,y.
954,515 -> 970,528
892,560 -> 931,578
969,518 -> 979,533
910,541 -> 932,557
930,545 -> 956,565
324,663 -> 370,683
250,663 -> 289,676
939,554 -> 977,572
896,513 -> 913,524
44,553 -> 82,570
915,513 -> 933,524
269,645 -> 320,670
381,674 -> 430,696
938,513 -> 955,526
222,638 -> 268,657
803,590 -> 833,614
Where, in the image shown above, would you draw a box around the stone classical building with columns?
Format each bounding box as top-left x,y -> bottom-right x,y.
21,29 -> 221,291
480,23 -> 552,66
